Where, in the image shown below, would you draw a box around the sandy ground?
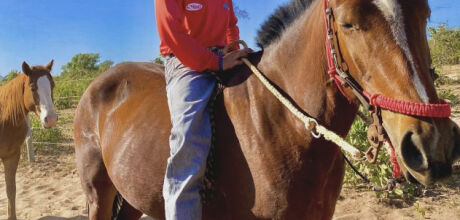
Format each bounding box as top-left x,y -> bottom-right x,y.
0,146 -> 459,220
0,150 -> 86,220
334,171 -> 460,220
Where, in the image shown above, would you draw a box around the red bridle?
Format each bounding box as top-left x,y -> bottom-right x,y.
322,0 -> 451,178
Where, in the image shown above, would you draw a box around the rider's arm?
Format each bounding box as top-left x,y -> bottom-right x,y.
155,0 -> 219,72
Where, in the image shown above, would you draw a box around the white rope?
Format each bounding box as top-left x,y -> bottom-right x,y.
241,57 -> 362,159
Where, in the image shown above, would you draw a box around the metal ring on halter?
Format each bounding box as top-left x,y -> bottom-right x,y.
309,119 -> 322,138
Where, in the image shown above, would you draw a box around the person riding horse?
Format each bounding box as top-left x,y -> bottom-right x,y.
155,0 -> 251,219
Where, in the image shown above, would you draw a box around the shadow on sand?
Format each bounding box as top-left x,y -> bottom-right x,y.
37,215 -> 154,220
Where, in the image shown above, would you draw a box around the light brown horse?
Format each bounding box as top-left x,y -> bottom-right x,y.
74,0 -> 460,219
0,60 -> 57,220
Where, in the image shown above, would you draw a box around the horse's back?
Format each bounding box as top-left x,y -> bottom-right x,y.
74,62 -> 170,217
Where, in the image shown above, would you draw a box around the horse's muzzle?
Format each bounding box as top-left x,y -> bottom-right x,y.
43,113 -> 58,128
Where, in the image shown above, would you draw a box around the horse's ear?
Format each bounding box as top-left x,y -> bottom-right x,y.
45,59 -> 54,71
22,61 -> 32,76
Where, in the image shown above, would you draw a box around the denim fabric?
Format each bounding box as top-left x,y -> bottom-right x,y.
163,55 -> 216,220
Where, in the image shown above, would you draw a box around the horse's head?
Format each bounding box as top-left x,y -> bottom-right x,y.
22,60 -> 58,128
327,0 -> 459,185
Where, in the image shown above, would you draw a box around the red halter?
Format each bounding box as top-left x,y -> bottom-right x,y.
322,0 -> 451,178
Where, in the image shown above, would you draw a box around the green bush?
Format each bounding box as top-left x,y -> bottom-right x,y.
438,89 -> 460,104
434,73 -> 454,87
52,53 -> 113,109
429,25 -> 460,68
345,109 -> 420,201
29,115 -> 65,143
54,78 -> 92,109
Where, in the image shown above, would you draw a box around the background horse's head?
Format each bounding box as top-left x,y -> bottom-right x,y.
328,0 -> 460,185
22,60 -> 58,128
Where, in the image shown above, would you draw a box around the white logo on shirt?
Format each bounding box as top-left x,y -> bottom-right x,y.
186,3 -> 203,11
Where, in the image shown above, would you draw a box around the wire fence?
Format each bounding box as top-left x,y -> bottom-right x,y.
26,76 -> 460,167
54,78 -> 94,83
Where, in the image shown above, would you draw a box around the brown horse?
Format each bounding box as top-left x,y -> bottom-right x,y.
0,60 -> 57,220
74,0 -> 460,219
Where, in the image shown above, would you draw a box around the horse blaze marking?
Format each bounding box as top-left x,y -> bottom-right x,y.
373,0 -> 429,103
37,76 -> 53,122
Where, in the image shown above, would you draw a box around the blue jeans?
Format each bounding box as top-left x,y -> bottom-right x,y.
163,55 -> 216,220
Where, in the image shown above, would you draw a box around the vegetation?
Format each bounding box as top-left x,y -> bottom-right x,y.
29,115 -> 65,144
154,56 -> 164,65
0,70 -> 21,85
438,89 -> 460,104
345,110 -> 421,202
54,53 -> 113,109
428,24 -> 460,68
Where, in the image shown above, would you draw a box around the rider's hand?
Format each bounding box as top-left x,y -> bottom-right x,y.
221,48 -> 253,71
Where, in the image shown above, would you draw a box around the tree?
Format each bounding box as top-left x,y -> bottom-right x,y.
61,53 -> 113,79
429,24 -> 460,67
98,60 -> 115,73
153,56 -> 164,65
5,70 -> 20,82
54,53 -> 114,109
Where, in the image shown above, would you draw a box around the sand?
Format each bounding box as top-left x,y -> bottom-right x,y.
0,144 -> 458,220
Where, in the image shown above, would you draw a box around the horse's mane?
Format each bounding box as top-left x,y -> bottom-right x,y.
256,0 -> 314,48
0,74 -> 27,125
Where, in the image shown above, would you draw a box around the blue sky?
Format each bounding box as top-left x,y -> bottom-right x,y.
0,0 -> 458,76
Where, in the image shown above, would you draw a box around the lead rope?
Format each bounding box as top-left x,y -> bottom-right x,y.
224,40 -> 362,160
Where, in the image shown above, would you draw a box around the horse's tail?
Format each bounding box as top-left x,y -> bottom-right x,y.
111,191 -> 124,220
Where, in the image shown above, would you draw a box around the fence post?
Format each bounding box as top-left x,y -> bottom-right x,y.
25,115 -> 35,162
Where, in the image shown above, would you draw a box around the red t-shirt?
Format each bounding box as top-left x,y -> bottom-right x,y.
155,0 -> 240,72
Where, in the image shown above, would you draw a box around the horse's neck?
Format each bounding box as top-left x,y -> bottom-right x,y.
222,0 -> 357,168
257,0 -> 357,134
0,75 -> 28,126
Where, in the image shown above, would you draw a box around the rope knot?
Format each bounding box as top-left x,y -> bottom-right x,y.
369,94 -> 380,106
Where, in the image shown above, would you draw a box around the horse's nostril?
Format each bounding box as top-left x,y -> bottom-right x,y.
401,132 -> 426,171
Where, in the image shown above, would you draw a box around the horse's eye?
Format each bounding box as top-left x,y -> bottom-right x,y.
340,23 -> 355,29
